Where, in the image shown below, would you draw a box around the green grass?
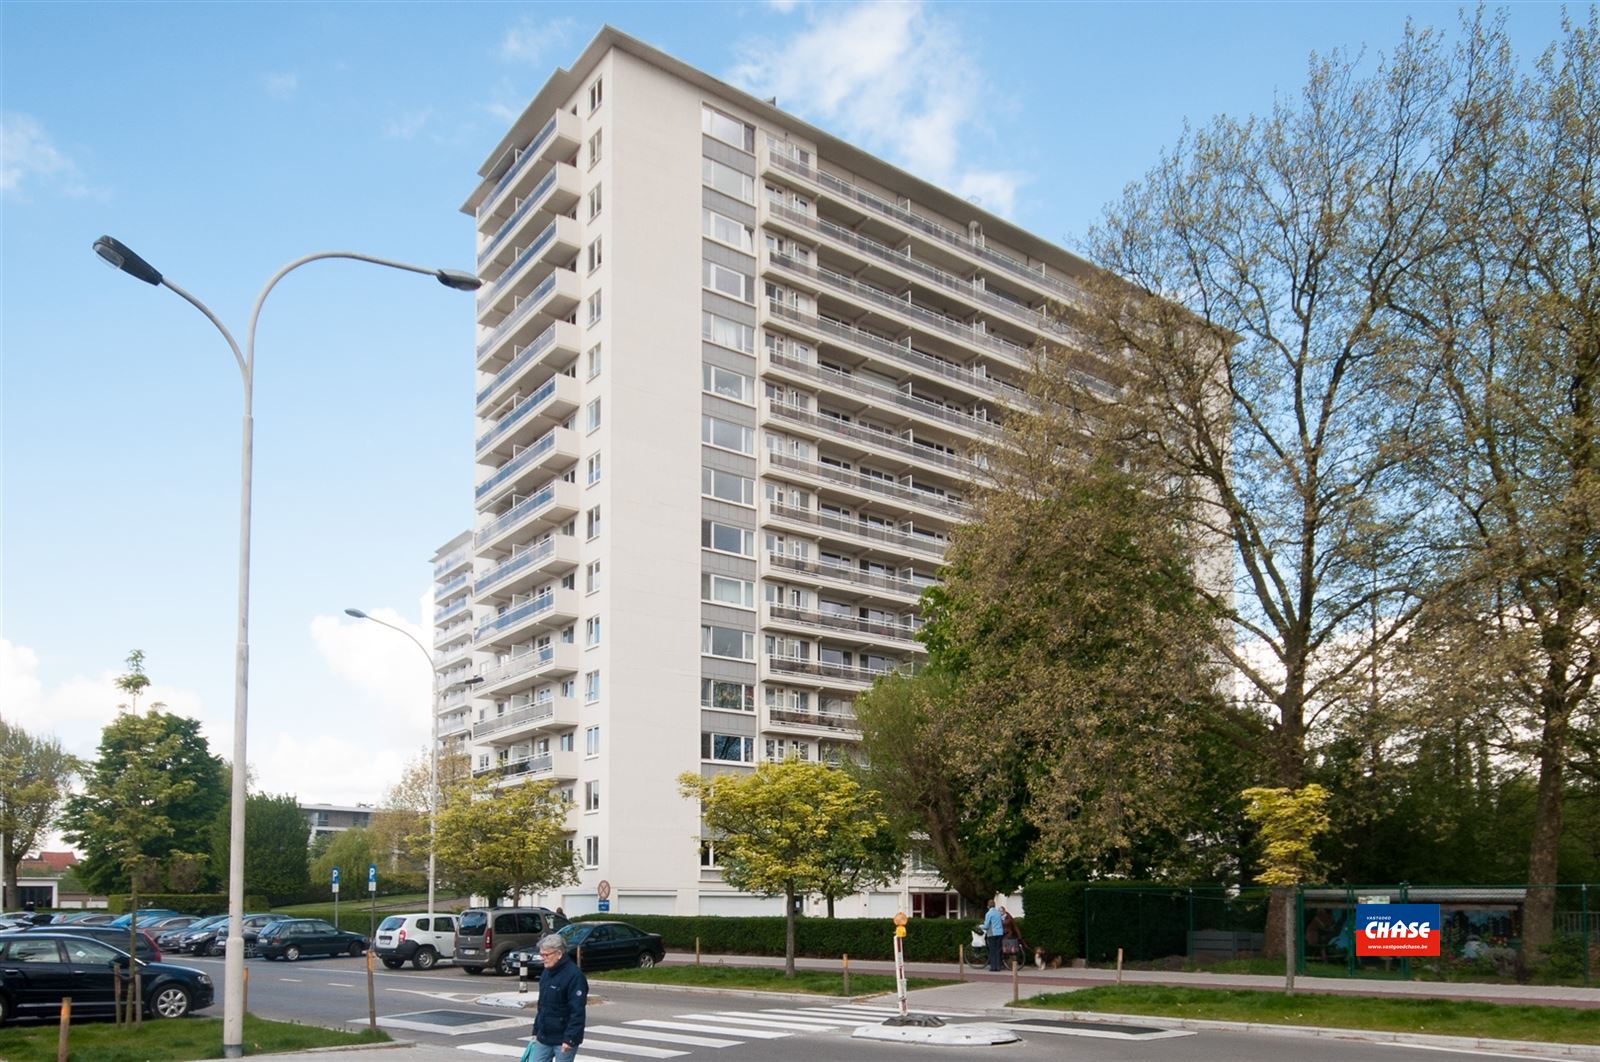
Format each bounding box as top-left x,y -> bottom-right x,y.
589,964 -> 951,996
1020,985 -> 1600,1045
0,1013 -> 390,1061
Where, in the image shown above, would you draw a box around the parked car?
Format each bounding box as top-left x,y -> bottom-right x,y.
507,921 -> 664,973
23,924 -> 161,962
107,908 -> 181,928
454,907 -> 569,976
55,912 -> 115,926
159,915 -> 226,951
0,931 -> 213,1023
373,912 -> 456,970
182,913 -> 276,956
254,918 -> 367,961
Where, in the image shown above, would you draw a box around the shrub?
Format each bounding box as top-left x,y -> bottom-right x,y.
570,914 -> 994,962
107,892 -> 270,915
1021,880 -> 1087,960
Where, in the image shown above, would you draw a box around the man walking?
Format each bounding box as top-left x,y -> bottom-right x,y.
982,899 -> 1005,971
530,932 -> 587,1062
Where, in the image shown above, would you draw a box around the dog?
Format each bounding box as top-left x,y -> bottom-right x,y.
1033,946 -> 1064,969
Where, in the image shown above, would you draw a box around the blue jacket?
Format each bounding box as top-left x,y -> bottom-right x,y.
983,907 -> 1005,937
533,956 -> 588,1046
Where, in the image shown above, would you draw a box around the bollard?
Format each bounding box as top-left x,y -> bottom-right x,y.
1116,947 -> 1124,984
366,945 -> 377,1032
114,969 -> 122,1025
1011,954 -> 1020,1003
520,958 -> 533,993
57,997 -> 71,1062
958,944 -> 966,980
695,936 -> 701,966
842,954 -> 850,996
133,967 -> 143,1025
243,966 -> 250,1015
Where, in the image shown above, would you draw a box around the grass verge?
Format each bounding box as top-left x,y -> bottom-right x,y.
1020,985 -> 1600,1044
0,1013 -> 389,1061
590,964 -> 951,995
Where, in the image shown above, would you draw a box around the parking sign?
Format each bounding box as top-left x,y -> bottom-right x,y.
368,863 -> 377,893
331,866 -> 340,894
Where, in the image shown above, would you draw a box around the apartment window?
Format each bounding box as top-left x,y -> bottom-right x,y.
701,520 -> 755,557
585,616 -> 601,647
702,732 -> 755,763
586,290 -> 603,325
699,840 -> 719,867
586,452 -> 602,485
701,679 -> 755,711
585,343 -> 602,379
586,505 -> 602,540
588,130 -> 603,168
702,208 -> 754,252
702,261 -> 753,303
587,237 -> 603,273
701,157 -> 754,203
583,836 -> 599,868
701,310 -> 754,353
584,670 -> 600,703
588,78 -> 603,112
701,624 -> 755,660
585,725 -> 600,756
701,104 -> 755,152
701,573 -> 756,608
585,560 -> 602,594
559,732 -> 574,752
701,466 -> 755,506
701,414 -> 754,454
766,738 -> 811,762
586,398 -> 602,433
702,363 -> 754,404
584,780 -> 600,812
560,678 -> 576,698
587,184 -> 603,220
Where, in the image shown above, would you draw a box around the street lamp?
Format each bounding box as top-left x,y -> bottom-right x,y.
344,609 -> 482,924
94,236 -> 479,1059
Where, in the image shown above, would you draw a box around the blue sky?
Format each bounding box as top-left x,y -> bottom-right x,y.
1,1 -> 1574,808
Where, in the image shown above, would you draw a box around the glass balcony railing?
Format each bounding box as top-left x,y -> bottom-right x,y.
477,644 -> 559,687
766,501 -> 947,556
479,115 -> 558,219
474,429 -> 561,503
433,596 -> 471,624
477,323 -> 561,406
764,348 -> 999,436
767,603 -> 922,642
477,220 -> 561,308
766,400 -> 976,475
474,537 -> 557,596
476,375 -> 559,453
434,570 -> 469,599
475,592 -> 555,640
767,706 -> 860,732
479,166 -> 561,266
476,270 -> 560,359
766,655 -> 902,685
475,479 -> 558,546
473,698 -> 556,738
765,550 -> 926,599
766,451 -> 969,517
474,752 -> 554,778
433,548 -> 470,577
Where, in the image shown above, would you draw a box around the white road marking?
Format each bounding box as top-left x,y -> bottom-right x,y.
278,978 -> 302,982
457,1048 -> 630,1062
590,1024 -> 740,1047
1385,1046 -> 1575,1062
372,1013 -> 528,1036
755,1007 -> 882,1025
682,1011 -> 834,1031
328,982 -> 354,987
629,1018 -> 793,1039
577,1038 -> 687,1058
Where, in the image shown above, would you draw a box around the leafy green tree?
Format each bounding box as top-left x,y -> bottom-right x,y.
1242,784 -> 1332,992
0,721 -> 78,908
678,761 -> 892,976
430,775 -> 576,904
210,793 -> 308,902
310,827 -> 376,891
812,782 -> 905,917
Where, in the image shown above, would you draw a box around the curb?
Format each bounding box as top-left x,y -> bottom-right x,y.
262,1039 -> 422,1055
584,978 -> 897,1006
993,1007 -> 1600,1059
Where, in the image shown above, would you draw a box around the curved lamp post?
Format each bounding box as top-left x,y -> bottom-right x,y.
93,236 -> 478,1058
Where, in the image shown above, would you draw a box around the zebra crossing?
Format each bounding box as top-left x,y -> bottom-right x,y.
454,1002 -> 978,1058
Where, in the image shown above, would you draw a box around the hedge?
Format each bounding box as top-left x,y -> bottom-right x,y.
569,914 -> 1006,963
1020,880 -> 1086,960
107,893 -> 269,916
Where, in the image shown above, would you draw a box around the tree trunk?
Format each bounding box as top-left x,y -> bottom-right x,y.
826,894 -> 835,918
1281,886 -> 1296,996
1521,688 -> 1571,964
1262,889 -> 1287,959
784,886 -> 796,978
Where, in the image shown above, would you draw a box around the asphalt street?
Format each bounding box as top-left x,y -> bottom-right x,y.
138,952 -> 1590,1062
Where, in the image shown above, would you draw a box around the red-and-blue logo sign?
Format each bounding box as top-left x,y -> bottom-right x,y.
1355,903 -> 1441,957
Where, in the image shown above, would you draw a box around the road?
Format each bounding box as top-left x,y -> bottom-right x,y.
145,951 -> 1584,1062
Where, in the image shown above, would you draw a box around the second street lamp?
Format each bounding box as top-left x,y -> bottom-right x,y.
95,236 -> 478,1059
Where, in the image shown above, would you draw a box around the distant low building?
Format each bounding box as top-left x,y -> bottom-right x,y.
17,851 -> 103,909
299,802 -> 375,845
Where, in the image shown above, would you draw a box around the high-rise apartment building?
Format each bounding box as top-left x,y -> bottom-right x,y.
455,27 -> 1091,917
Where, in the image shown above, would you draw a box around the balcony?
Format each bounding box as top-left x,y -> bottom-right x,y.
479,162 -> 581,272
436,714 -> 472,741
477,321 -> 581,412
434,547 -> 471,579
475,747 -> 579,782
763,655 -> 900,689
766,301 -> 1025,404
475,478 -> 580,554
433,617 -> 474,650
764,501 -> 947,558
765,603 -> 924,647
764,144 -> 1091,314
433,595 -> 472,625
474,534 -> 580,602
764,400 -> 977,478
763,451 -> 968,521
474,587 -> 579,650
477,642 -> 580,698
474,426 -> 579,509
761,550 -> 927,603
472,694 -> 580,744
476,269 -> 582,369
477,110 -> 582,232
433,641 -> 473,669
763,347 -> 999,440
765,705 -> 861,736
475,374 -> 581,461
478,216 -> 582,319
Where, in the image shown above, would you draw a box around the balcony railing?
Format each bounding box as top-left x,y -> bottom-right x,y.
433,547 -> 470,577
767,451 -> 968,517
477,644 -> 561,686
476,375 -> 559,453
478,219 -> 561,308
769,251 -> 1029,364
768,603 -> 921,642
475,593 -> 555,639
479,114 -> 558,218
767,706 -> 860,732
476,270 -> 561,358
766,301 -> 1026,404
480,165 -> 561,266
767,656 -> 900,685
766,400 -> 976,475
766,501 -> 947,556
475,538 -> 557,596
767,145 -> 1091,312
477,323 -> 562,406
765,348 -> 999,436
435,569 -> 470,599
433,596 -> 471,624
765,551 -> 926,599
475,431 -> 560,503
475,481 -> 561,547
474,700 -> 555,738
474,752 -> 554,779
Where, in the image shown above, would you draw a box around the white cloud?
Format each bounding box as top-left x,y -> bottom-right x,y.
383,108 -> 435,140
500,15 -> 577,64
1,112 -> 91,199
729,0 -> 1026,217
264,71 -> 300,99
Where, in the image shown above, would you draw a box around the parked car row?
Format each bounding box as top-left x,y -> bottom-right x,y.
0,930 -> 213,1025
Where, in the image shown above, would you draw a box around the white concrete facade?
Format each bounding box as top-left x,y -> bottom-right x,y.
455,27 -> 1096,917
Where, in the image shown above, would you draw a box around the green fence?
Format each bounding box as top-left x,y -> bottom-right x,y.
1083,882 -> 1596,986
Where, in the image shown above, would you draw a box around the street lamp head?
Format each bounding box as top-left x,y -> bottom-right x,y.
344,608 -> 368,619
435,268 -> 482,292
93,235 -> 163,287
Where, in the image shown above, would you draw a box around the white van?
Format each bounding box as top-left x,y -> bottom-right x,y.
373,912 -> 456,970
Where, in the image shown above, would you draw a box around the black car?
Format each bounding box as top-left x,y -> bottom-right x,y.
23,924 -> 161,962
507,921 -> 664,972
0,931 -> 213,1023
254,918 -> 367,961
159,914 -> 226,951
182,913 -> 275,956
